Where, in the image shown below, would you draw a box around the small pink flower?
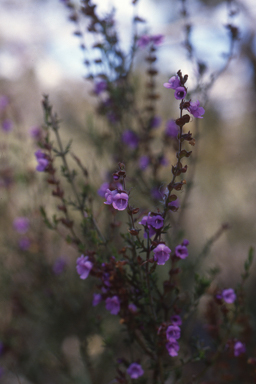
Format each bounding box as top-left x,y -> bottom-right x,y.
153,244 -> 171,265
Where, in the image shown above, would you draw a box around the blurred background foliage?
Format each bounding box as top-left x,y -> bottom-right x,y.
0,0 -> 256,383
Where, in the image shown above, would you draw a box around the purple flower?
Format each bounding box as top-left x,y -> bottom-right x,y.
13,217 -> 29,234
2,119 -> 13,132
170,315 -> 182,326
150,116 -> 161,129
104,189 -> 118,205
151,34 -> 164,45
94,80 -> 107,95
222,288 -> 236,304
163,75 -> 180,89
175,245 -> 188,259
182,239 -> 189,246
105,296 -> 120,315
112,192 -> 129,211
19,237 -> 31,250
174,87 -> 186,100
53,258 -> 67,275
139,155 -> 150,170
127,363 -> 144,379
168,198 -> 180,210
35,150 -> 49,172
166,325 -> 181,340
166,339 -> 180,357
122,130 -> 139,149
98,182 -> 110,198
148,214 -> 164,229
234,341 -> 246,357
153,244 -> 171,265
151,187 -> 162,200
137,35 -> 151,48
128,303 -> 138,313
187,100 -> 205,118
166,120 -> 179,138
139,215 -> 156,239
76,255 -> 93,280
92,293 -> 102,306
30,126 -> 42,139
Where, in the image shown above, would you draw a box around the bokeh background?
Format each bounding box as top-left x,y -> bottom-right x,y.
1,0 -> 256,383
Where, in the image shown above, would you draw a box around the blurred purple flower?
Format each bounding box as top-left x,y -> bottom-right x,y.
94,80 -> 107,95
174,87 -> 186,100
150,116 -> 161,129
153,244 -> 171,265
98,182 -> 109,198
13,217 -> 29,234
166,120 -> 179,138
222,288 -> 236,304
166,325 -> 181,340
105,296 -> 120,315
76,255 -> 93,280
163,75 -> 180,89
151,187 -> 162,200
93,293 -> 102,307
2,119 -> 13,132
127,363 -> 144,379
182,239 -> 189,246
30,126 -> 42,139
122,130 -> 139,149
139,155 -> 150,170
234,341 -> 246,357
170,315 -> 182,326
187,100 -> 205,118
53,258 -> 67,275
166,339 -> 180,357
175,245 -> 188,259
128,303 -> 138,313
151,34 -> 164,45
35,150 -> 49,172
168,198 -> 179,209
137,35 -> 151,48
19,237 -> 31,250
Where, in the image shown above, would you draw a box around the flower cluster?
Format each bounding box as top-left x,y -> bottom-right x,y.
139,213 -> 164,238
164,74 -> 205,118
35,150 -> 49,172
166,315 -> 182,357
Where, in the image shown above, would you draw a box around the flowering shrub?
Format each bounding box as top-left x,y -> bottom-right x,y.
1,0 -> 256,383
